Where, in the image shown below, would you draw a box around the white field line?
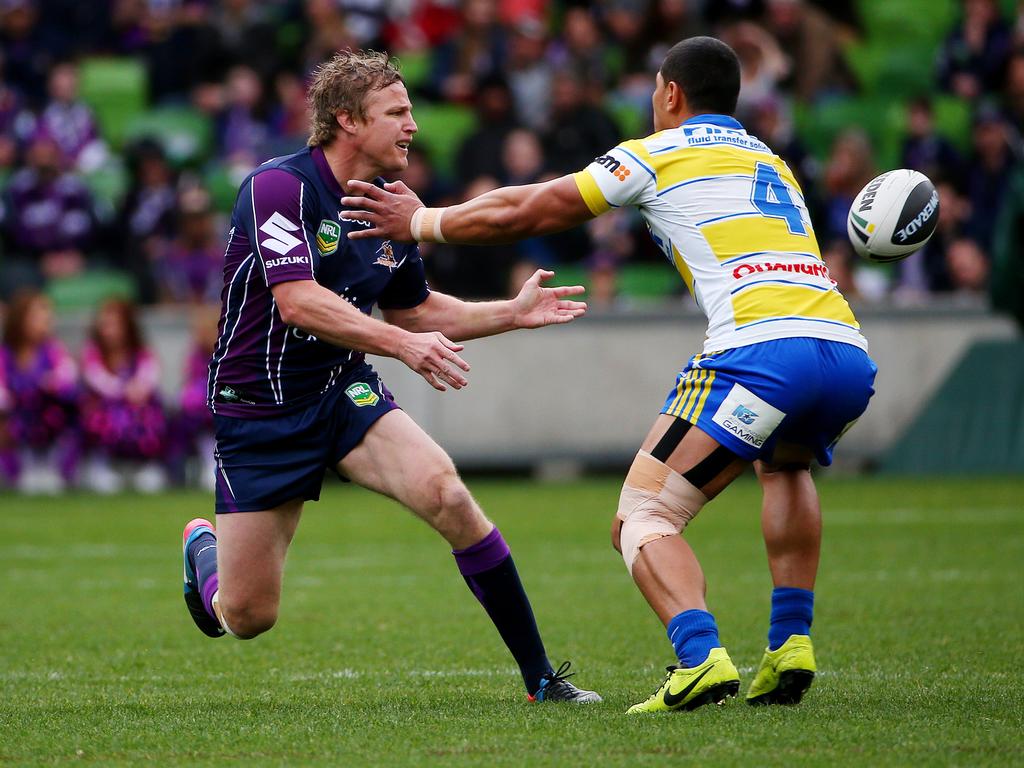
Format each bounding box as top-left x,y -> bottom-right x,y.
0,667 -> 522,683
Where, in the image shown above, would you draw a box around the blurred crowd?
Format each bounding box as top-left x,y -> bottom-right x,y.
0,290 -> 217,493
2,0 -> 1024,491
0,0 -> 1022,310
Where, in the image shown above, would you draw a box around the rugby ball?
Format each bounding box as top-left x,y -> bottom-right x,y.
846,169 -> 939,262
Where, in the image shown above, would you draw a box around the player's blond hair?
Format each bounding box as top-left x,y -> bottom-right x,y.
307,50 -> 403,147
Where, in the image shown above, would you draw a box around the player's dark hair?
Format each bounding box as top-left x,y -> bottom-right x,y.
660,36 -> 741,116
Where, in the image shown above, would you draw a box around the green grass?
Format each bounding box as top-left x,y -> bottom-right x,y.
1,476 -> 1022,766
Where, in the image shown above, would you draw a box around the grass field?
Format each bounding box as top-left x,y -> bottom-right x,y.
1,475 -> 1022,766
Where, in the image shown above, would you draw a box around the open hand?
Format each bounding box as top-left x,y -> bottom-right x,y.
512,269 -> 587,329
398,330 -> 471,392
340,179 -> 423,242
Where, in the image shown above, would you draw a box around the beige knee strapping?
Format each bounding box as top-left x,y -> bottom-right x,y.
617,450 -> 708,574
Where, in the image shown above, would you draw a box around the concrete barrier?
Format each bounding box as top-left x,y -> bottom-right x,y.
56,304 -> 1018,470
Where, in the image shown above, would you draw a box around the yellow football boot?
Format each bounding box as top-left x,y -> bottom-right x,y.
745,634 -> 816,705
626,648 -> 740,713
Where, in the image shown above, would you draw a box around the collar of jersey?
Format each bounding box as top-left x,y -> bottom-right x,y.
680,113 -> 744,130
312,146 -> 345,197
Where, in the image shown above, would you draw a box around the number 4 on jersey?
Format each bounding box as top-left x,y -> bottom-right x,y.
751,162 -> 807,236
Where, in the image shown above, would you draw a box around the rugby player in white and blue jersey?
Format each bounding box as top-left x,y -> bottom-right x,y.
343,37 -> 878,712
180,50 -> 601,704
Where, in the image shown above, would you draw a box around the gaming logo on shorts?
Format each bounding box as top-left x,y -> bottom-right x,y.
317,219 -> 341,256
711,384 -> 785,449
346,382 -> 380,407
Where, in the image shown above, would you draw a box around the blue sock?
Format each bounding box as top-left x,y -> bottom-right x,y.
768,587 -> 814,650
667,609 -> 720,668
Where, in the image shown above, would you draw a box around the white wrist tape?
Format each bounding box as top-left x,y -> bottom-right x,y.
410,207 -> 447,243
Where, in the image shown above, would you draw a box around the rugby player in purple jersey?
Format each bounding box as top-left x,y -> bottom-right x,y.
180,50 -> 600,704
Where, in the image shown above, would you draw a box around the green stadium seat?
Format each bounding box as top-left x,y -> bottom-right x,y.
395,50 -> 431,91
547,262 -> 681,303
618,263 -> 681,300
932,95 -> 972,152
124,107 -> 213,167
409,103 -> 476,181
78,58 -> 148,148
83,160 -> 129,210
857,0 -> 957,46
204,163 -> 241,213
606,98 -> 649,140
794,97 -> 905,171
47,269 -> 136,311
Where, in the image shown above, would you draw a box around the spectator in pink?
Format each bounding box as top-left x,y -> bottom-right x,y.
0,290 -> 80,493
79,298 -> 168,494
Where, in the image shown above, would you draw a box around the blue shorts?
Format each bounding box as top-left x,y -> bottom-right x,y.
212,363 -> 398,513
660,338 -> 877,465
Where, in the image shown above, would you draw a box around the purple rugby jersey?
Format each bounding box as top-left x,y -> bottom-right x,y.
207,146 -> 430,418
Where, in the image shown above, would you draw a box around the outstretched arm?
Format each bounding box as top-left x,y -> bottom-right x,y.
272,279 -> 471,392
341,176 -> 596,245
382,269 -> 587,342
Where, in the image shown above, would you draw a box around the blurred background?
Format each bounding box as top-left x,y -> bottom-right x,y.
0,0 -> 1021,495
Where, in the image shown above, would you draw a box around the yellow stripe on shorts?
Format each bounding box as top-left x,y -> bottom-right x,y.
688,370 -> 716,421
666,371 -> 693,417
667,356 -> 703,416
679,369 -> 707,418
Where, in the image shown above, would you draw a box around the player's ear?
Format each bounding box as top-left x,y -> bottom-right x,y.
665,80 -> 685,113
336,109 -> 359,136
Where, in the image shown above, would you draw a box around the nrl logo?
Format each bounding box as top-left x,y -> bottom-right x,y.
345,382 -> 379,407
374,241 -> 398,270
316,219 -> 341,255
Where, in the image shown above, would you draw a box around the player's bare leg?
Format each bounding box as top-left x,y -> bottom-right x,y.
615,415 -> 747,712
214,500 -> 304,637
339,409 -> 600,702
756,448 -> 820,591
746,448 -> 819,705
182,499 -> 303,640
338,409 -> 491,549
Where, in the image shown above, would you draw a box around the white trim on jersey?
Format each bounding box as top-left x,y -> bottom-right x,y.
266,298 -> 282,404
209,253 -> 255,414
298,181 -> 315,280
250,180 -> 270,286
276,323 -> 288,405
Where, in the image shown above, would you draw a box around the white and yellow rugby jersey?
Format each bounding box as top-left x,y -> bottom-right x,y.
574,114 -> 867,353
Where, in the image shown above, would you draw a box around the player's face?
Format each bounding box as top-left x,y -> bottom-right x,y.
355,82 -> 418,174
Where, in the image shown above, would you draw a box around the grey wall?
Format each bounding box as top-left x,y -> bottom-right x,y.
57,305 -> 1019,470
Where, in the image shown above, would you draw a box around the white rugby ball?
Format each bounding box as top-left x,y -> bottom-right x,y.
846,169 -> 940,262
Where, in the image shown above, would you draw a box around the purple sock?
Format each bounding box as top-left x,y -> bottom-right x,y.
189,533 -> 219,622
453,527 -> 552,693
200,571 -> 219,622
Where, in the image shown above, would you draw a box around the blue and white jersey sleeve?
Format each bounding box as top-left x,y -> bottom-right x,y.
240,168 -> 317,287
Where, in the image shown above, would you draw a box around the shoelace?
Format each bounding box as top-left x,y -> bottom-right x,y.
646,665 -> 679,697
540,661 -> 577,695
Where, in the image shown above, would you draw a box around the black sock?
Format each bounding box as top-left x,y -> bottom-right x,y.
452,528 -> 552,693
